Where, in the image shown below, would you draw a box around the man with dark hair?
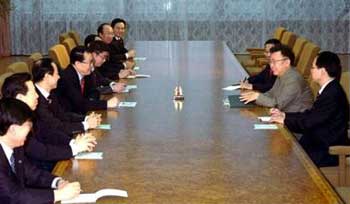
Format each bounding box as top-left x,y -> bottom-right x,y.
2,73 -> 97,171
84,34 -> 99,47
110,18 -> 136,61
240,39 -> 281,92
32,58 -> 101,136
85,40 -> 126,99
57,46 -> 119,114
97,23 -> 135,80
240,45 -> 313,112
0,98 -> 81,203
270,51 -> 349,167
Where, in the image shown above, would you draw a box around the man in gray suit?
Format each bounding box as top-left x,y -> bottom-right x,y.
240,45 -> 313,112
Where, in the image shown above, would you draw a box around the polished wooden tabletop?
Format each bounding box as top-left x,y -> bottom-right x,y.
54,41 -> 343,204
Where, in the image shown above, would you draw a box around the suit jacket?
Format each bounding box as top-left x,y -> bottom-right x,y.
109,37 -> 129,63
57,65 -> 107,114
84,68 -> 113,100
35,87 -> 85,136
0,146 -> 55,204
285,80 -> 350,167
99,44 -> 125,80
248,64 -> 276,93
256,67 -> 313,112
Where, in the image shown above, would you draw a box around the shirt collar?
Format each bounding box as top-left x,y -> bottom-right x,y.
35,84 -> 50,100
114,36 -> 121,40
318,78 -> 334,95
0,141 -> 14,163
73,65 -> 84,81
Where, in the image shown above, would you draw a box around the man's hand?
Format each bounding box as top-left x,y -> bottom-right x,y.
107,96 -> 119,108
112,82 -> 126,93
75,133 -> 97,153
239,91 -> 259,104
127,49 -> 136,58
118,69 -> 131,79
240,80 -> 253,90
125,60 -> 135,70
54,182 -> 81,202
269,108 -> 286,124
86,112 -> 102,129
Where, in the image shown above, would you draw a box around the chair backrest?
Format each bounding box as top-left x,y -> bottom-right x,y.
62,37 -> 77,54
273,27 -> 287,41
307,75 -> 320,100
280,31 -> 297,49
6,62 -> 30,74
340,71 -> 350,103
68,30 -> 81,45
0,72 -> 14,94
49,44 -> 70,70
59,32 -> 70,44
296,42 -> 320,79
27,52 -> 43,72
292,37 -> 308,65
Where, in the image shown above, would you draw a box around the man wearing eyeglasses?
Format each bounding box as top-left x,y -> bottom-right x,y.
240,45 -> 313,112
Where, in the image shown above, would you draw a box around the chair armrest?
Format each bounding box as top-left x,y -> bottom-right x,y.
329,146 -> 350,155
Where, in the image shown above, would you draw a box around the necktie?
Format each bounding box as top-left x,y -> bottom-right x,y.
10,153 -> 16,174
80,78 -> 85,94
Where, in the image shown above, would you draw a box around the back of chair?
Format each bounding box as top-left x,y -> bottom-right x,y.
296,42 -> 320,79
273,27 -> 287,41
340,71 -> 350,103
0,72 -> 14,94
68,30 -> 81,45
307,75 -> 320,100
62,38 -> 77,54
292,37 -> 308,65
27,52 -> 43,72
6,62 -> 30,74
59,32 -> 70,44
280,31 -> 297,49
49,44 -> 70,70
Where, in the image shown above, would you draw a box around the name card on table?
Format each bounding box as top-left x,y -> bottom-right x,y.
61,188 -> 128,203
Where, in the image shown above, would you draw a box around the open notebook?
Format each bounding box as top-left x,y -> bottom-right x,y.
61,188 -> 128,203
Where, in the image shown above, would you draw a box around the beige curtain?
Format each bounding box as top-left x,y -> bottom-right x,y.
0,13 -> 11,57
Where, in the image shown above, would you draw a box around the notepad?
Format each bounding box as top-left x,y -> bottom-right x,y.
222,85 -> 240,91
126,85 -> 137,90
61,188 -> 128,203
254,124 -> 278,130
227,95 -> 256,108
133,66 -> 140,70
75,152 -> 103,160
258,116 -> 271,122
96,124 -> 111,130
118,102 -> 137,108
134,57 -> 147,61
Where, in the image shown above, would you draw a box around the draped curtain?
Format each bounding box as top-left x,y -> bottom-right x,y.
0,11 -> 11,57
10,0 -> 350,55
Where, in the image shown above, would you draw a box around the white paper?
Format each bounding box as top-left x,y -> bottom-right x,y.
118,102 -> 137,108
75,152 -> 103,160
126,85 -> 137,90
133,66 -> 140,70
258,116 -> 271,122
134,57 -> 147,61
135,74 -> 150,78
254,124 -> 278,130
222,85 -> 240,91
61,188 -> 128,203
121,89 -> 129,93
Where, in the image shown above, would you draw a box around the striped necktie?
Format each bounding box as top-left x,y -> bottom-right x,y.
10,153 -> 16,173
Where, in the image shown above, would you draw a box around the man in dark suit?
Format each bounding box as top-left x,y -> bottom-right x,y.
0,98 -> 81,203
85,40 -> 126,100
240,39 -> 281,93
97,23 -> 135,80
270,51 -> 350,167
57,46 -> 119,115
32,58 -> 101,136
110,18 -> 136,61
2,73 -> 97,171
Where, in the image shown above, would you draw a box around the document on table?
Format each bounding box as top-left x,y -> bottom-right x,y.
96,124 -> 111,130
134,57 -> 147,61
75,152 -> 103,160
118,102 -> 137,108
222,85 -> 240,91
258,116 -> 271,122
61,188 -> 128,203
126,85 -> 137,90
254,124 -> 278,130
133,66 -> 140,70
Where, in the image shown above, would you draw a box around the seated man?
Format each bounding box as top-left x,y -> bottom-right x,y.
240,39 -> 281,93
240,45 -> 313,112
110,18 -> 136,61
270,51 -> 350,167
84,40 -> 126,100
97,23 -> 134,80
32,58 -> 102,136
2,73 -> 97,171
0,98 -> 81,203
57,46 -> 119,114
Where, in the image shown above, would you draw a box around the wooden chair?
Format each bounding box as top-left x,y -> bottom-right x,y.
62,37 -> 77,54
296,42 -> 320,79
280,31 -> 297,49
68,30 -> 82,46
292,37 -> 308,66
0,72 -> 14,95
340,71 -> 350,103
307,75 -> 320,100
59,32 -> 70,44
6,62 -> 30,74
246,27 -> 287,52
49,44 -> 70,70
27,52 -> 43,72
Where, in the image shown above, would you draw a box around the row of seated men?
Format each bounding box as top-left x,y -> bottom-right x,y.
0,18 -> 137,203
238,39 -> 349,168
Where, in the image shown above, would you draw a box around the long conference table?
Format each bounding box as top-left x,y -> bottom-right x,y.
53,41 -> 343,204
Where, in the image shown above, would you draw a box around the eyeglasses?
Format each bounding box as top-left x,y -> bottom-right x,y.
269,58 -> 287,65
